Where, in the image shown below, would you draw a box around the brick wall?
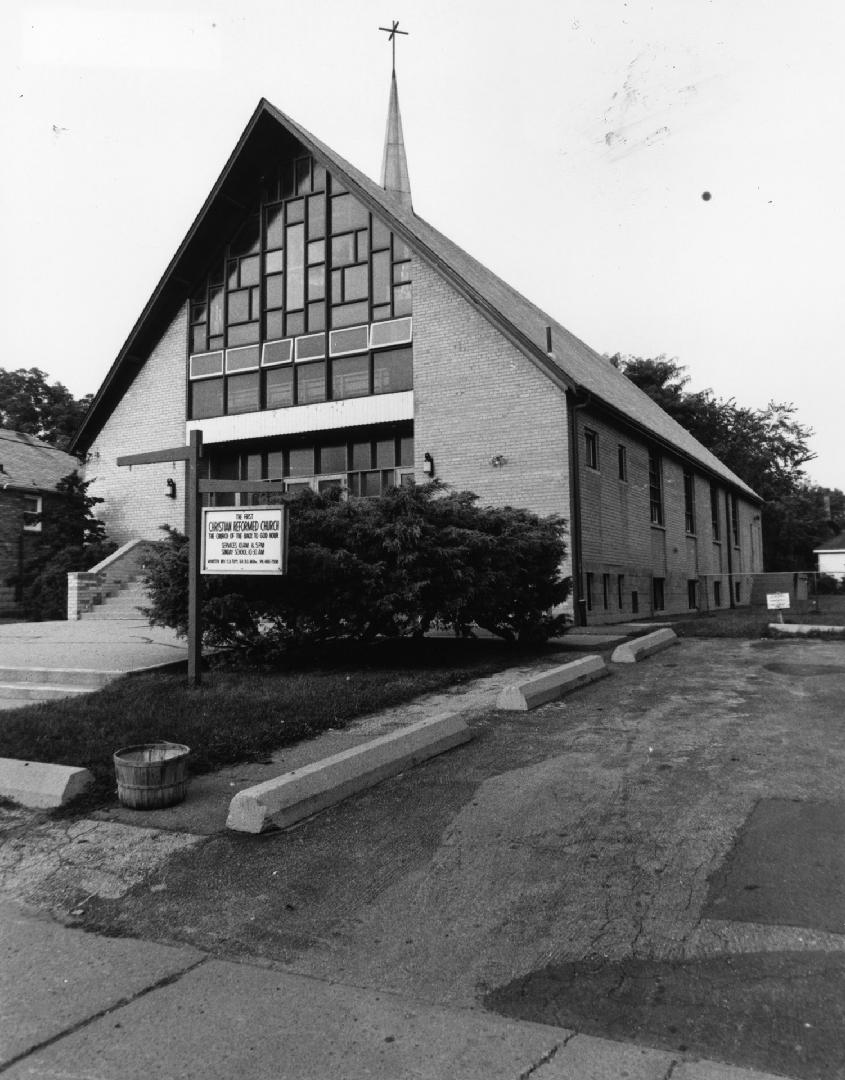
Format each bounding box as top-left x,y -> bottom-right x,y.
412,258 -> 572,578
84,304 -> 188,546
0,489 -> 64,617
575,407 -> 761,622
0,491 -> 27,615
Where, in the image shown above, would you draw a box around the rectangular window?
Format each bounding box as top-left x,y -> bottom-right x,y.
296,361 -> 326,404
318,443 -> 347,474
190,378 -> 224,419
331,355 -> 370,399
713,580 -> 722,607
225,345 -> 260,373
631,590 -> 639,614
227,372 -> 260,414
265,367 -> 294,409
648,450 -> 664,525
330,193 -> 369,233
294,333 -> 326,361
189,351 -> 224,380
734,580 -> 742,603
373,347 -> 412,394
22,494 -> 42,532
393,282 -> 412,316
618,444 -> 627,481
370,316 -> 412,349
688,580 -> 698,609
261,339 -> 293,367
585,572 -> 594,611
584,429 -> 598,470
684,471 -> 696,533
652,577 -> 665,611
730,494 -> 740,545
330,325 -> 369,356
602,573 -> 610,610
287,446 -> 314,477
710,484 -> 721,541
617,575 -> 624,609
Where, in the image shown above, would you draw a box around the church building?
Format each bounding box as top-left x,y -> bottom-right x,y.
71,73 -> 763,626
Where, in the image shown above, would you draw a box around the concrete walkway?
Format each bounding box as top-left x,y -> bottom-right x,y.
0,618 -> 187,708
1,896 -> 787,1080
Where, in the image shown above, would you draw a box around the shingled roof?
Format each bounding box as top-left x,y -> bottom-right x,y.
0,429 -> 77,493
814,531 -> 845,552
72,99 -> 760,502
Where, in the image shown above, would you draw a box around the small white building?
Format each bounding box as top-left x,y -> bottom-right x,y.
814,532 -> 845,581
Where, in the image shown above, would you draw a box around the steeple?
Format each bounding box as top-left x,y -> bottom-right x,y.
378,21 -> 412,209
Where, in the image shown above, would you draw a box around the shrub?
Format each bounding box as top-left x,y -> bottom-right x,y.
15,471 -> 115,620
144,481 -> 570,650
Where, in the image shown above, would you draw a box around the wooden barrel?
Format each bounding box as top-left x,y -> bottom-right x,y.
113,742 -> 190,810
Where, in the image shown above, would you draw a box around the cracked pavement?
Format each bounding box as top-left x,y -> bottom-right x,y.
2,636 -> 844,1078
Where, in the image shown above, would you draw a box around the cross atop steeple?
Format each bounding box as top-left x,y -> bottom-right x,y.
379,19 -> 408,74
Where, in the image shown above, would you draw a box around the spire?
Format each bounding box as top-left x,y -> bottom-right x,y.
380,70 -> 412,208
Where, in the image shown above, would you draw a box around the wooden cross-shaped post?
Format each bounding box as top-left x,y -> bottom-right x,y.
118,430 -> 205,684
378,19 -> 408,73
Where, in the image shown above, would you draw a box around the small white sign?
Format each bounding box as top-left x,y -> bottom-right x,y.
201,507 -> 287,575
766,592 -> 790,610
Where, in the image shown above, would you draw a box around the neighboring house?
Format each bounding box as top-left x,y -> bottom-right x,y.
70,78 -> 763,625
0,429 -> 77,617
814,532 -> 845,581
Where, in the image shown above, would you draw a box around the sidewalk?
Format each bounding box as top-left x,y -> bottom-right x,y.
0,617 -> 188,709
1,897 -> 787,1080
0,617 -> 188,672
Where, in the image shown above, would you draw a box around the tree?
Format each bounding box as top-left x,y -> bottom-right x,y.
612,354 -> 824,569
0,367 -> 91,452
15,471 -> 115,620
144,481 -> 570,651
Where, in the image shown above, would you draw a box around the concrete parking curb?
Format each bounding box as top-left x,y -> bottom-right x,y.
0,758 -> 93,809
611,628 -> 678,664
495,655 -> 608,711
768,622 -> 845,636
226,711 -> 473,834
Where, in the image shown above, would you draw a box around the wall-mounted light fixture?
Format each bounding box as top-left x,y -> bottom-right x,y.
165,477 -> 177,499
422,452 -> 435,477
490,454 -> 507,468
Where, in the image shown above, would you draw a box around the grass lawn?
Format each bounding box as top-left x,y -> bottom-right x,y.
668,601 -> 845,639
0,638 -> 557,806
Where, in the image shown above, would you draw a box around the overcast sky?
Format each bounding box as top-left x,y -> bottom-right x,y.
3,0 -> 843,488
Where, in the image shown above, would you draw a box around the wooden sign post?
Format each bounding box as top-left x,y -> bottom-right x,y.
117,430 -> 288,686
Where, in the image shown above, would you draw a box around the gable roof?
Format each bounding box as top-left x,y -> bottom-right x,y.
814,531 -> 845,552
0,429 -> 77,493
71,99 -> 760,501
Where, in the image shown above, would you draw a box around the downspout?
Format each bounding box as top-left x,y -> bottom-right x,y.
566,384 -> 591,627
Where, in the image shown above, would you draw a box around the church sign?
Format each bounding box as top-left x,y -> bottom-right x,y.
201,507 -> 287,575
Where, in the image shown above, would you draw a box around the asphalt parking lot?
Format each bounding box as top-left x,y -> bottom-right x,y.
4,635 -> 845,1078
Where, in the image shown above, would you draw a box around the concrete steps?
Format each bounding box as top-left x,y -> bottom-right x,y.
80,578 -> 149,621
0,666 -> 123,708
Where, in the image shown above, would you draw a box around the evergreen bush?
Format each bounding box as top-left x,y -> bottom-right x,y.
143,481 -> 570,651
15,471 -> 115,620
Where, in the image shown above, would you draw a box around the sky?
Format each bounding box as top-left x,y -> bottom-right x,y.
3,0 -> 843,488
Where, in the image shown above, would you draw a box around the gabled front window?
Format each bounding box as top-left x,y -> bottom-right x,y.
188,155 -> 413,420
